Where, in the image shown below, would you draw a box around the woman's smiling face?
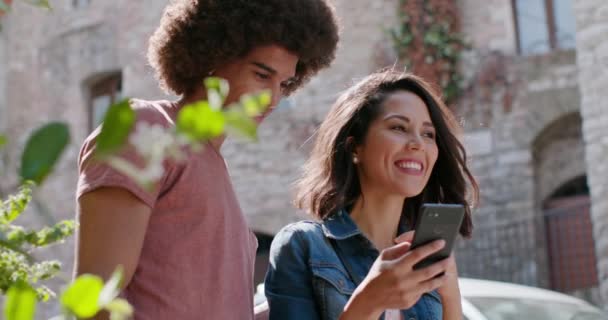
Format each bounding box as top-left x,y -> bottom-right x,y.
354,90 -> 439,198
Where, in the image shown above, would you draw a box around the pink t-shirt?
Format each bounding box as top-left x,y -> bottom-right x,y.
77,99 -> 258,320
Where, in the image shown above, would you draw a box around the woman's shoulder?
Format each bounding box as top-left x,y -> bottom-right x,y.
274,220 -> 325,241
270,220 -> 329,253
269,220 -> 338,268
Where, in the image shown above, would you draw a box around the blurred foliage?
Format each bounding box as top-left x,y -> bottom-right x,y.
390,0 -> 469,105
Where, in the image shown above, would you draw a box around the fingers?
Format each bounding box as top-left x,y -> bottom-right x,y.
394,231 -> 414,244
412,257 -> 450,282
419,272 -> 447,293
381,263 -> 448,310
397,239 -> 445,268
380,241 -> 411,261
370,242 -> 450,311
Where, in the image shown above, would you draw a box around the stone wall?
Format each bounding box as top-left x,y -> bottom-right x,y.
573,0 -> 608,307
533,113 -> 586,204
454,0 -> 588,292
458,0 -> 517,53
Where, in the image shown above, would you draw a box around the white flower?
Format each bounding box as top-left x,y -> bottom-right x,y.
129,122 -> 175,159
107,122 -> 202,188
139,160 -> 164,183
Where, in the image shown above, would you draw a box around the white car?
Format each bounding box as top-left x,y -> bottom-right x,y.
459,278 -> 606,320
254,278 -> 607,320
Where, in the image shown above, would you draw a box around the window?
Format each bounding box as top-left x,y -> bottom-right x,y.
73,0 -> 91,9
88,73 -> 122,131
513,0 -> 576,55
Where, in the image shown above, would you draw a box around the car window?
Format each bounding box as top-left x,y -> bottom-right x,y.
466,297 -> 606,320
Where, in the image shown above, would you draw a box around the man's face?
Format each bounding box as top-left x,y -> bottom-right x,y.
213,45 -> 299,123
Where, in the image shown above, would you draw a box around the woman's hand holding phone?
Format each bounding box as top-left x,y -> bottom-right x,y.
395,231 -> 459,297
395,231 -> 463,320
340,238 -> 449,320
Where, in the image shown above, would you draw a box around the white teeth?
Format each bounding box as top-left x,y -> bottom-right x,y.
397,161 -> 422,171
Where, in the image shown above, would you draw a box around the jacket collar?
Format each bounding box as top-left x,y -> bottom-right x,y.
321,209 -> 361,240
322,209 -> 411,240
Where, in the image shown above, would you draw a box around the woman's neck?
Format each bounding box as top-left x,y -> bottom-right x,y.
349,192 -> 404,251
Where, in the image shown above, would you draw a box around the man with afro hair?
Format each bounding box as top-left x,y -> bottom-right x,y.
74,1 -> 339,319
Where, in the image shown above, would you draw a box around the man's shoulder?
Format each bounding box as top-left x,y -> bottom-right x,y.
83,99 -> 176,143
129,98 -> 177,128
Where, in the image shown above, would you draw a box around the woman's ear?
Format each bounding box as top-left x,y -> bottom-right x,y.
345,136 -> 359,164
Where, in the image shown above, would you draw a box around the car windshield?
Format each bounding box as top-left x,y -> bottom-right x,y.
466,297 -> 606,320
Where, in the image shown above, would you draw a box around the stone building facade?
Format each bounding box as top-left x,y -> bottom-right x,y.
0,0 -> 606,317
573,0 -> 608,307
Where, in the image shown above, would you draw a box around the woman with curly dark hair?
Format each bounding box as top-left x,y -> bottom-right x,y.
264,69 -> 478,319
74,1 -> 339,319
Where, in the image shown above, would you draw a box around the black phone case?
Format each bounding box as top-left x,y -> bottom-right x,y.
410,203 -> 465,270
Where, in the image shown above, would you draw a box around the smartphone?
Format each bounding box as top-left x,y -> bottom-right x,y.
409,203 -> 465,270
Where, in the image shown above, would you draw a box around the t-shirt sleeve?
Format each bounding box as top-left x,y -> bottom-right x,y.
76,103 -> 174,208
77,132 -> 161,208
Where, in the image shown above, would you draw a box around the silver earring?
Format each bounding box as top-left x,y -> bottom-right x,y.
353,156 -> 359,164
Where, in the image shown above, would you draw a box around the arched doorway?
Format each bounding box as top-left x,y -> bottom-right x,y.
543,176 -> 598,293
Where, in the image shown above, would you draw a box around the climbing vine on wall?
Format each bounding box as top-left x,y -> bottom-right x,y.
390,0 -> 468,106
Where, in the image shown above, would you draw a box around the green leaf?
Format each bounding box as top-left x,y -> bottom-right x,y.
24,220 -> 75,247
240,92 -> 270,118
0,134 -> 6,149
22,0 -> 51,9
240,95 -> 259,117
98,267 -> 123,307
61,275 -> 103,318
4,282 -> 37,320
176,101 -> 225,141
204,77 -> 229,98
204,77 -> 230,110
424,30 -> 442,46
256,91 -> 271,109
223,109 -> 258,140
1,182 -> 32,224
0,236 -> 34,261
96,99 -> 135,157
106,299 -> 133,320
19,122 -> 69,184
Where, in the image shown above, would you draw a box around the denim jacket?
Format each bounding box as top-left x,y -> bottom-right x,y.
264,209 -> 443,320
